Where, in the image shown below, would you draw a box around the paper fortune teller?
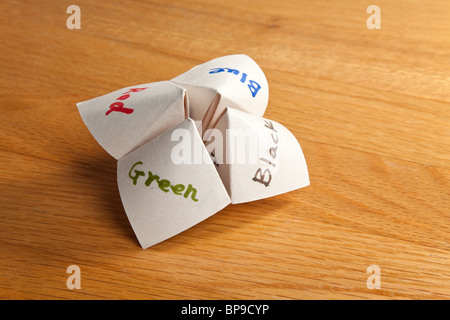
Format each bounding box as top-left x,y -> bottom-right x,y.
77,54 -> 309,248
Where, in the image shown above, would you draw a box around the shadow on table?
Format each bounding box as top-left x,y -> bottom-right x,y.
72,150 -> 292,250
71,152 -> 138,245
156,189 -> 293,250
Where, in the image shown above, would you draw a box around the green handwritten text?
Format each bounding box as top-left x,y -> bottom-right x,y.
128,161 -> 199,202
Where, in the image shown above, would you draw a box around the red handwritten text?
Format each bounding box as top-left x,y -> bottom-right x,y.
105,87 -> 148,116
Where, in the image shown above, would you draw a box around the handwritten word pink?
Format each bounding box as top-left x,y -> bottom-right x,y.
105,87 -> 148,116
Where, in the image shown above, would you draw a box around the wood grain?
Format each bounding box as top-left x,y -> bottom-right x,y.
0,0 -> 449,299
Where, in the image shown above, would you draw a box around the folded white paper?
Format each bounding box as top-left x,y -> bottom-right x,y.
206,108 -> 310,204
117,118 -> 230,248
171,54 -> 269,134
77,55 -> 309,248
77,81 -> 188,159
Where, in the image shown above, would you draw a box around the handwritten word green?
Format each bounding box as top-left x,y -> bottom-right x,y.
128,161 -> 199,202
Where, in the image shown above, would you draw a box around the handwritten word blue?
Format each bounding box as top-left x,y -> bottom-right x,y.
209,68 -> 261,98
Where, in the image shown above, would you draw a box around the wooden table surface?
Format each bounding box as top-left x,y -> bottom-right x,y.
1,0 -> 449,300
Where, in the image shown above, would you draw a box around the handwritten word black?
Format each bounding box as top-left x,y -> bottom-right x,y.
252,120 -> 278,187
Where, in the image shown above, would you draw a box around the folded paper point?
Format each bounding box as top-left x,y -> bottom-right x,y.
171,54 -> 269,134
206,108 -> 310,204
77,81 -> 188,159
117,118 -> 231,248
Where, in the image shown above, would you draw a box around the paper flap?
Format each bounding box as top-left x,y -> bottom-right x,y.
207,108 -> 309,204
171,54 -> 269,125
117,118 -> 231,248
77,81 -> 188,159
